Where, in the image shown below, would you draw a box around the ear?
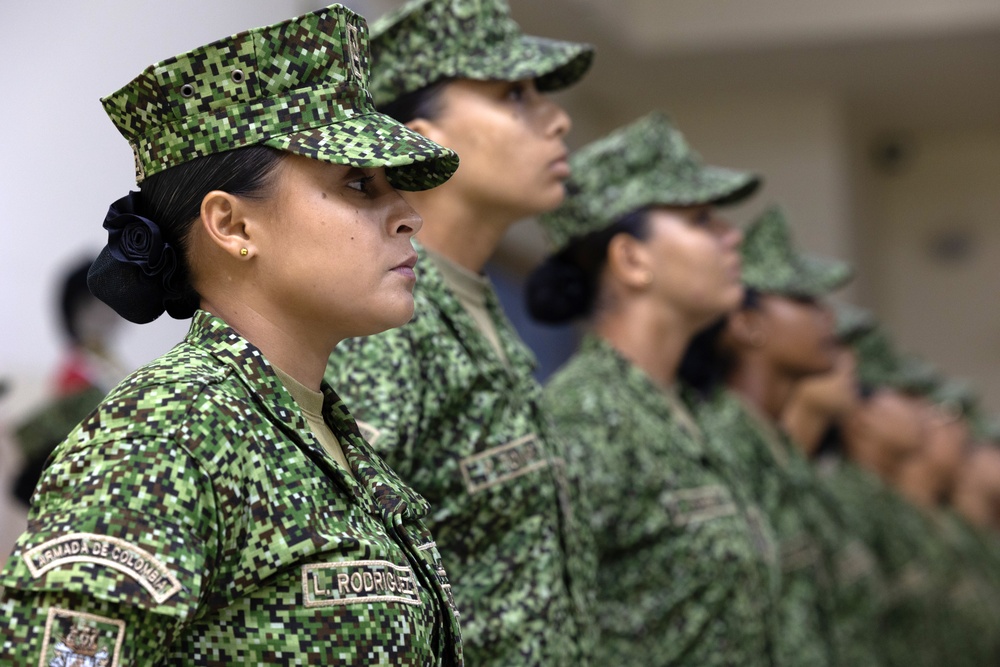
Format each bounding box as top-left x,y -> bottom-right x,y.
406,117 -> 450,151
198,190 -> 255,260
605,233 -> 653,290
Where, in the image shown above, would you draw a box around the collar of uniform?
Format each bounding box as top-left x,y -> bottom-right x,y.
413,240 -> 538,378
184,310 -> 381,507
579,333 -> 705,458
731,391 -> 792,469
322,385 -> 432,521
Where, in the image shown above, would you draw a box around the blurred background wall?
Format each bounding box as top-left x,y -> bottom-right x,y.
1,0 -> 998,558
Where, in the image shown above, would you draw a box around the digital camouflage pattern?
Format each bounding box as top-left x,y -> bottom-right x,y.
822,458 -> 973,667
544,335 -> 779,667
831,300 -> 876,344
0,311 -> 462,666
740,206 -> 852,298
102,4 -> 457,190
539,112 -> 760,251
369,0 -> 593,107
692,389 -> 884,667
326,243 -> 588,667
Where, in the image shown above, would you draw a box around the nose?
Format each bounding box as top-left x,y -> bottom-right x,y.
387,191 -> 423,238
713,214 -> 742,247
542,96 -> 572,139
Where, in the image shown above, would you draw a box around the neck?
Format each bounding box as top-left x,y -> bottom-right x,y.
403,188 -> 518,273
727,355 -> 797,422
782,399 -> 832,457
592,299 -> 696,390
200,296 -> 333,390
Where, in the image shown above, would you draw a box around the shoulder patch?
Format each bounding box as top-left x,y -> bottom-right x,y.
40,607 -> 125,667
23,533 -> 181,604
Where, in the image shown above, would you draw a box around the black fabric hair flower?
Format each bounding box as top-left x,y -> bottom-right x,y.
103,192 -> 177,278
89,191 -> 193,324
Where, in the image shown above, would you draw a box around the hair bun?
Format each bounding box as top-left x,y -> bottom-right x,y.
525,254 -> 593,325
87,192 -> 195,324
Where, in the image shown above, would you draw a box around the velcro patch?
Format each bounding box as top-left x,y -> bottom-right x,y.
302,560 -> 421,607
459,434 -> 549,494
661,485 -> 738,527
40,607 -> 125,667
23,533 -> 181,604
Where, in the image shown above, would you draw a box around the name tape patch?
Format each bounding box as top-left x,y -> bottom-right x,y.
460,434 -> 549,494
302,560 -> 421,608
24,533 -> 181,604
661,485 -> 738,527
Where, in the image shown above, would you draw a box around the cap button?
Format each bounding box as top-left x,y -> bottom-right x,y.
180,83 -> 195,98
231,69 -> 245,83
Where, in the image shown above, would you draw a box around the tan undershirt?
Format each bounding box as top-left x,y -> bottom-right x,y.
273,366 -> 354,479
426,249 -> 510,369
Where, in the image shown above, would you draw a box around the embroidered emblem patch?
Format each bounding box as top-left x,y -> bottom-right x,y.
24,533 -> 181,604
302,560 -> 421,607
661,485 -> 738,527
39,607 -> 125,667
345,23 -> 364,80
459,434 -> 550,494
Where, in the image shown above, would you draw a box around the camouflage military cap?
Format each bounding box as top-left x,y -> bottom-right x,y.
927,377 -> 977,419
831,301 -> 876,344
894,355 -> 943,396
851,325 -> 907,389
539,112 -> 760,250
740,206 -> 852,298
101,4 -> 457,191
369,0 -> 593,107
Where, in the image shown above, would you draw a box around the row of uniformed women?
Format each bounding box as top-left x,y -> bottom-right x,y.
525,111 -> 1000,667
5,1 -> 999,666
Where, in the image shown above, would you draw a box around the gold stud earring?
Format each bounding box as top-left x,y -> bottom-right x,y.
240,248 -> 248,257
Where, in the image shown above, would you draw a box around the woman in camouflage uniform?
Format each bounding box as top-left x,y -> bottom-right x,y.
681,207 -> 885,667
325,1 -> 595,664
525,112 -> 780,667
0,6 -> 464,665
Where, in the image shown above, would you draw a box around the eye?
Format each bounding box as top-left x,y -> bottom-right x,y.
347,174 -> 376,194
505,81 -> 529,102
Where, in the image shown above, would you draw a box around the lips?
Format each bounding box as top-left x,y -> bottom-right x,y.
392,253 -> 418,280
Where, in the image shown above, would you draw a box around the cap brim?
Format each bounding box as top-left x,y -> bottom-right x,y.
656,165 -> 761,208
264,112 -> 458,191
461,35 -> 594,92
793,255 -> 854,296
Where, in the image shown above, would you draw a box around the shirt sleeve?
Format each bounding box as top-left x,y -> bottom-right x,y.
0,430 -> 218,665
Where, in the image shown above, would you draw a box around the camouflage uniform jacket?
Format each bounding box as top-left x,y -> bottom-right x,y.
823,461 -> 953,667
693,390 -> 881,667
325,244 -> 586,667
0,311 -> 462,666
543,335 -> 778,667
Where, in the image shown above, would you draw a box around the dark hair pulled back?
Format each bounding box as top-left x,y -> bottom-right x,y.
89,146 -> 284,324
679,288 -> 761,398
525,208 -> 651,325
378,78 -> 454,124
